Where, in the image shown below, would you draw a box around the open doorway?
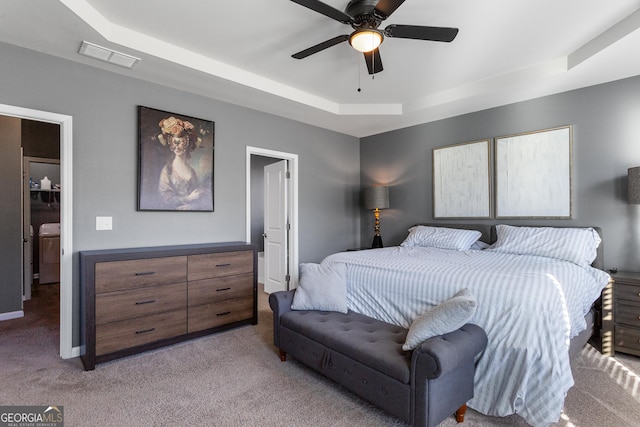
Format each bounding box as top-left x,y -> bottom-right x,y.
245,147 -> 299,308
23,157 -> 61,301
0,103 -> 74,359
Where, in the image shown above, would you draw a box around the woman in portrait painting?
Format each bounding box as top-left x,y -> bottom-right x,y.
157,116 -> 210,210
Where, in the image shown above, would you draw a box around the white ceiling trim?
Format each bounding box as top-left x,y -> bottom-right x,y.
404,58 -> 569,114
568,8 -> 640,69
59,0 -> 404,117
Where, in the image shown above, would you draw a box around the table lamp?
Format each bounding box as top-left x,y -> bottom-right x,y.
363,186 -> 389,248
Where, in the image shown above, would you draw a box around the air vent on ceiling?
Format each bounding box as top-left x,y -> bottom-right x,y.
78,41 -> 140,69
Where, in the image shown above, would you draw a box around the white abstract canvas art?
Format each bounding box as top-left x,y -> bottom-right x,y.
495,126 -> 572,218
433,140 -> 491,218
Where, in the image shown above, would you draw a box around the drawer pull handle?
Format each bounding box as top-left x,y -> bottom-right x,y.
135,271 -> 156,276
216,287 -> 231,292
216,263 -> 231,267
216,311 -> 231,317
135,299 -> 156,305
135,328 -> 155,334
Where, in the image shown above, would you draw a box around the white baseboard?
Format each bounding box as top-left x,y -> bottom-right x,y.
0,310 -> 24,322
69,346 -> 81,359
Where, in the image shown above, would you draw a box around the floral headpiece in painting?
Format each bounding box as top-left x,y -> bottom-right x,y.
157,116 -> 202,152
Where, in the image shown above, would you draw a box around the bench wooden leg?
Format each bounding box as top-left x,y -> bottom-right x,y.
279,349 -> 287,362
455,404 -> 467,423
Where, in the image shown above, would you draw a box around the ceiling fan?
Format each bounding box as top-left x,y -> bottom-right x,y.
290,0 -> 459,75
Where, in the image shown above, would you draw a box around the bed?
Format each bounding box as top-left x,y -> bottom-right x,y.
321,224 -> 611,427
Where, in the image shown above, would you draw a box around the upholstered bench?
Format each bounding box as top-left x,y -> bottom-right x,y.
269,290 -> 488,427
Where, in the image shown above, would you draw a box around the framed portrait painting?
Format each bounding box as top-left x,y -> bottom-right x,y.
137,106 -> 215,211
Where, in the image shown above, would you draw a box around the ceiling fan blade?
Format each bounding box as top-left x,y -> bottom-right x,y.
385,25 -> 459,42
290,0 -> 352,24
363,48 -> 383,75
373,0 -> 406,20
292,35 -> 349,59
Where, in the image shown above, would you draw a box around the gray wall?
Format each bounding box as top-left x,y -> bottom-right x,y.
360,75 -> 640,272
0,42 -> 361,343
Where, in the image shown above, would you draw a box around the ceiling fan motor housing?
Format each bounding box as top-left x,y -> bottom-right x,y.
346,0 -> 382,28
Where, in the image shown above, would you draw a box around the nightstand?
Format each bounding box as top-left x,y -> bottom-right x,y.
612,271 -> 640,356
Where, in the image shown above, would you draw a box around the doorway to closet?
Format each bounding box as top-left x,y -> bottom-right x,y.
0,103 -> 74,359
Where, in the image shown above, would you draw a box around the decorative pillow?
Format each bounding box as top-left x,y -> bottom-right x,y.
488,225 -> 601,266
403,288 -> 477,351
291,263 -> 348,313
400,226 -> 482,251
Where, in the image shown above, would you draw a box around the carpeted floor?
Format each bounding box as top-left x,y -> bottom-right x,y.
2,284 -> 640,426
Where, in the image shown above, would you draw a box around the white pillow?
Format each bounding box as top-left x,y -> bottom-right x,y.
488,225 -> 601,266
400,226 -> 482,251
403,288 -> 477,351
291,263 -> 348,313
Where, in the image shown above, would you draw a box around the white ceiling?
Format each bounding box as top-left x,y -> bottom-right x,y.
2,0 -> 640,137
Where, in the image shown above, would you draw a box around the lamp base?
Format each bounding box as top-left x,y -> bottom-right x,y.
371,235 -> 383,249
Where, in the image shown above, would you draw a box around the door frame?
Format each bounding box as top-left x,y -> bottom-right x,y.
245,146 -> 299,289
0,103 -> 75,359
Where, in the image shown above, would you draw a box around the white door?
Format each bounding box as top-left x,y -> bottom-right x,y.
263,160 -> 289,293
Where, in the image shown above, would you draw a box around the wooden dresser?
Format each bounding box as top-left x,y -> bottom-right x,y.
80,242 -> 257,370
612,271 -> 640,356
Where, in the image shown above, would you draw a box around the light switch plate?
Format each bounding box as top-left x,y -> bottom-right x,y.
96,216 -> 113,231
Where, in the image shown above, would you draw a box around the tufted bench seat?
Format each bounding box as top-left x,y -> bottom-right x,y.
270,290 -> 488,427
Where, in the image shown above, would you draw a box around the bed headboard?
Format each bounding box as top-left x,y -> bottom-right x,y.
417,223 -> 605,271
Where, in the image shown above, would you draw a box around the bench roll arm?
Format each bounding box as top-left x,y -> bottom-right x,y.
269,290 -> 296,348
411,323 -> 488,379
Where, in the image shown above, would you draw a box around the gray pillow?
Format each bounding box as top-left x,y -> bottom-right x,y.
291,263 -> 348,313
402,288 -> 477,351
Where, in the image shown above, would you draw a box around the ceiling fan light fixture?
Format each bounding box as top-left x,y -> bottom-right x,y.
349,29 -> 383,53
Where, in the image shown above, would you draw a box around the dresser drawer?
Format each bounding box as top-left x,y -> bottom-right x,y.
614,325 -> 640,352
95,256 -> 187,293
615,301 -> 640,327
188,297 -> 253,333
187,251 -> 252,281
614,282 -> 640,303
188,273 -> 253,307
96,310 -> 187,356
96,282 -> 187,325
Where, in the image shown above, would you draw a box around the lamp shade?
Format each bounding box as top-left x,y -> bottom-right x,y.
363,186 -> 389,210
629,167 -> 640,204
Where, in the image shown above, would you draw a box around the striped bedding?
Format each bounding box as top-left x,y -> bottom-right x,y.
322,246 -> 610,426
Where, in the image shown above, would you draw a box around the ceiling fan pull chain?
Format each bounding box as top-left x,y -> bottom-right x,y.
357,57 -> 362,92
371,53 -> 375,80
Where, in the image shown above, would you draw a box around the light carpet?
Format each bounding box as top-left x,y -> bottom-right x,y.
2,285 -> 640,426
